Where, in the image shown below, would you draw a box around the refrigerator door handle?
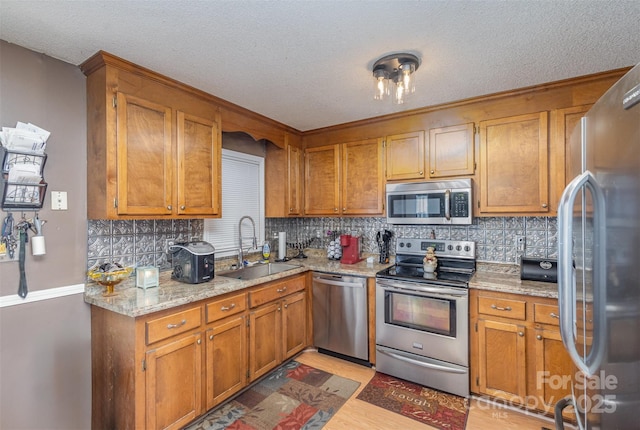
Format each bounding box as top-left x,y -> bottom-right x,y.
558,170 -> 607,376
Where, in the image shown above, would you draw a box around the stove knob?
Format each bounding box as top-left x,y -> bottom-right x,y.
456,245 -> 462,251
399,242 -> 405,248
464,245 -> 471,252
447,244 -> 454,251
406,243 -> 412,248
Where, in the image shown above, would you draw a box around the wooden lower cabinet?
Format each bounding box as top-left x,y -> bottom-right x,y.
91,273 -> 309,430
470,289 -> 572,416
248,274 -> 308,381
145,333 -> 203,430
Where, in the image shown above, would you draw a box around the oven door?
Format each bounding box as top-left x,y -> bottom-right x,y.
376,279 -> 468,366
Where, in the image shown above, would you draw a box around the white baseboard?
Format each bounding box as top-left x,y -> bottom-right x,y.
0,283 -> 85,308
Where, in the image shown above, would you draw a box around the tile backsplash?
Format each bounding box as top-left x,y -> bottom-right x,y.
87,216 -> 557,270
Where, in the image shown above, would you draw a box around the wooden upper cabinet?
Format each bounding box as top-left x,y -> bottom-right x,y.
342,138 -> 385,215
287,144 -> 303,216
82,51 -> 222,219
304,145 -> 341,215
428,123 -> 475,178
305,139 -> 385,216
177,111 -> 220,216
116,92 -> 174,216
385,131 -> 425,180
479,112 -> 550,214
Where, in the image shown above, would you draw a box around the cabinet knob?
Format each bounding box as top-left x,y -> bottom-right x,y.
536,335 -> 542,340
334,208 -> 338,212
180,205 -> 186,210
209,334 -> 214,340
518,331 -> 524,337
167,205 -> 172,210
289,208 -> 293,212
277,307 -> 281,312
342,207 -> 346,211
284,304 -> 288,309
542,203 -> 548,208
197,339 -> 201,345
430,170 -> 434,175
419,171 -> 424,175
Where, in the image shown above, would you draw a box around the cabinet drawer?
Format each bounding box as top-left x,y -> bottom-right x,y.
478,296 -> 526,320
534,303 -> 561,326
249,275 -> 306,308
146,307 -> 201,345
206,292 -> 247,323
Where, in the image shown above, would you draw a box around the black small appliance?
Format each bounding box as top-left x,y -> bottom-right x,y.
170,241 -> 215,284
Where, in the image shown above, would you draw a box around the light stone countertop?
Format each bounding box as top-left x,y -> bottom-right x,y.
84,255 -> 391,318
84,256 -> 560,318
470,262 -> 559,298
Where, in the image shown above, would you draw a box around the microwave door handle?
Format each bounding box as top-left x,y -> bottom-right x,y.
444,189 -> 451,220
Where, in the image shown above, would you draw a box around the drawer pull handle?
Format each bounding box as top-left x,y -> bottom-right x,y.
491,304 -> 512,311
220,303 -> 236,311
276,287 -> 287,293
167,319 -> 187,329
549,312 -> 559,319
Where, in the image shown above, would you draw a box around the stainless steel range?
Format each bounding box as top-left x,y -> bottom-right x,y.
376,238 -> 475,398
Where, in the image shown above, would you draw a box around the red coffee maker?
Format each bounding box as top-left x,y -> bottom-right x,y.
340,234 -> 362,264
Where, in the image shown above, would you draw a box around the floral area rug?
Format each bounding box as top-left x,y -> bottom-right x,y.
356,372 -> 469,430
185,360 -> 360,430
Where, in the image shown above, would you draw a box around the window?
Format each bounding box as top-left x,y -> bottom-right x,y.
204,149 -> 264,258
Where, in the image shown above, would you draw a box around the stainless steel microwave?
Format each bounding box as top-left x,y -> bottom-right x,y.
386,179 -> 473,225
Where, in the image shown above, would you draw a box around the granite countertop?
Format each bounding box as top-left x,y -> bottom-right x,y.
470,263 -> 559,298
84,255 -> 391,318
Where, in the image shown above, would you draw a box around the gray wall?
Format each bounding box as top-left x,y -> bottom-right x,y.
0,40 -> 91,429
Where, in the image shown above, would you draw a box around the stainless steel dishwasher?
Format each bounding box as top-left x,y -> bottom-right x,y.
312,272 -> 369,365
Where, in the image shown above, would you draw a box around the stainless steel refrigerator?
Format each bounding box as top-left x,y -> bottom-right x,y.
556,62 -> 640,429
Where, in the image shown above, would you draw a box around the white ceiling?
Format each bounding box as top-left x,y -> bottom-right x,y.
1,1 -> 639,131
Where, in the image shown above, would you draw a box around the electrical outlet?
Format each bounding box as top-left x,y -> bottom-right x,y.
316,230 -> 322,238
516,235 -> 526,252
165,238 -> 176,255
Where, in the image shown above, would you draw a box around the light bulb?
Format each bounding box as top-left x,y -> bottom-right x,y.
394,79 -> 405,105
401,62 -> 416,94
373,68 -> 389,100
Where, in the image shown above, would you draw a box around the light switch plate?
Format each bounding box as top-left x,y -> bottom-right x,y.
51,191 -> 68,210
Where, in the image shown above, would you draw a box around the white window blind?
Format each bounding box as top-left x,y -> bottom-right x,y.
204,149 -> 264,258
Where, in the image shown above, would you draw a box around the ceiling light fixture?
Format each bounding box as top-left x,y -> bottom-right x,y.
372,53 -> 420,105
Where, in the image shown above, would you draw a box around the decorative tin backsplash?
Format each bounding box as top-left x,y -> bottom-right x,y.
87,216 -> 557,270
87,219 -> 203,271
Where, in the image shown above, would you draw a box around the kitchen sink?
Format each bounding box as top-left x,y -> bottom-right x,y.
218,262 -> 301,280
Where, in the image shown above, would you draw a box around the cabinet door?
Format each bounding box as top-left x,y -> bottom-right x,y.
287,144 -> 304,216
205,315 -> 247,410
477,319 -> 527,399
176,111 -> 220,216
479,112 -> 549,214
533,327 -> 573,413
145,333 -> 202,430
428,123 -> 475,178
116,92 -> 173,216
342,138 -> 384,215
249,301 -> 282,381
304,145 -> 341,215
385,131 -> 425,180
282,292 -> 307,359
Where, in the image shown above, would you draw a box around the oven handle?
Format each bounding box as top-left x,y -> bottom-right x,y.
376,280 -> 467,298
376,347 -> 467,374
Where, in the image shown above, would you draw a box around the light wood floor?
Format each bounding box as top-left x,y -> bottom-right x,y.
296,350 -> 569,430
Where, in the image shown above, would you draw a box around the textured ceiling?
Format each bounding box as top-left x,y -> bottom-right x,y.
1,1 -> 639,131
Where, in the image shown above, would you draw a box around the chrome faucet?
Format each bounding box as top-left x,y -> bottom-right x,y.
238,215 -> 257,267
